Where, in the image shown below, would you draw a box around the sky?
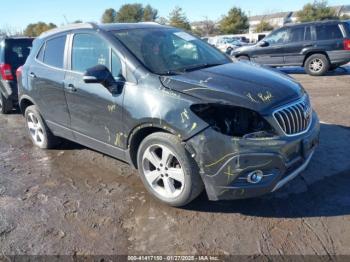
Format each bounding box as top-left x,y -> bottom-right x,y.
1,0 -> 349,30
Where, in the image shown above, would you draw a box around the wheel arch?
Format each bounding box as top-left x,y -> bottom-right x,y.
19,95 -> 36,115
127,123 -> 178,169
303,51 -> 330,66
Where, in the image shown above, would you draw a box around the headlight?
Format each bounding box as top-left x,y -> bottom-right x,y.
190,104 -> 275,137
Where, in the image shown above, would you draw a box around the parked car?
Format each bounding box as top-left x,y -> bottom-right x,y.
232,20 -> 350,76
18,23 -> 320,206
209,36 -> 247,54
0,37 -> 33,114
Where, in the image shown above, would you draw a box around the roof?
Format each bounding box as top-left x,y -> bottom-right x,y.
284,19 -> 344,27
249,12 -> 292,21
39,22 -> 169,39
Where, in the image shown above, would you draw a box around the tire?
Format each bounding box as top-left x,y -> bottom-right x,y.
24,105 -> 60,149
237,55 -> 250,61
304,54 -> 330,76
0,93 -> 13,114
137,132 -> 204,207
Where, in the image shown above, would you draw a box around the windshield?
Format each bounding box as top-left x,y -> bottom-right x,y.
113,28 -> 230,75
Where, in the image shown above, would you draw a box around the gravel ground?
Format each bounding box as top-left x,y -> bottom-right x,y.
0,65 -> 349,256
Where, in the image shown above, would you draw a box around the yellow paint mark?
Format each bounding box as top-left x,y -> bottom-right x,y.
107,104 -> 116,112
258,91 -> 273,103
246,92 -> 259,103
224,165 -> 235,184
114,132 -> 122,147
204,153 -> 237,168
104,126 -> 111,142
189,122 -> 197,132
180,109 -> 190,123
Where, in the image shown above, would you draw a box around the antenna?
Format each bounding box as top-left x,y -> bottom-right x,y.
63,15 -> 69,24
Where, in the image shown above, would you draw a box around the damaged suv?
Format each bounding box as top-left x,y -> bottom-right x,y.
18,23 -> 320,206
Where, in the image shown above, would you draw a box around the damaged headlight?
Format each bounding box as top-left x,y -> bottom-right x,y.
191,104 -> 275,137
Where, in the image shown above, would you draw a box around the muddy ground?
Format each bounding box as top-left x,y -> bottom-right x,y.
0,65 -> 350,256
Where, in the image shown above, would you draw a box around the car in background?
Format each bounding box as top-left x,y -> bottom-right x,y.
0,37 -> 33,114
232,20 -> 350,76
18,23 -> 319,206
208,36 -> 247,54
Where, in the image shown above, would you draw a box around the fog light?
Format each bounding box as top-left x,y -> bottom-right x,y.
247,170 -> 264,184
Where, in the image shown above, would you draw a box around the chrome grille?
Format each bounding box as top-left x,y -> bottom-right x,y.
273,97 -> 312,136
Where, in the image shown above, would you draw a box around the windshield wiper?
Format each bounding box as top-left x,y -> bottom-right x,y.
181,63 -> 223,72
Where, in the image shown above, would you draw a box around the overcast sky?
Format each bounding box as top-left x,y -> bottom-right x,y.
1,0 -> 349,30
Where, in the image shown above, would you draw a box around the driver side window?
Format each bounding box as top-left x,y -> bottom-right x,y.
264,28 -> 289,45
72,34 -> 110,73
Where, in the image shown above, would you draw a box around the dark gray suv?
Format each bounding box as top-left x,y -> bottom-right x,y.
18,23 -> 320,206
233,20 -> 350,76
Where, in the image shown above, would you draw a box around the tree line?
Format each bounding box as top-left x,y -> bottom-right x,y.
1,0 -> 348,38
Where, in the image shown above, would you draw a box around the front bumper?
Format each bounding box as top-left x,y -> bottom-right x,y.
186,111 -> 320,201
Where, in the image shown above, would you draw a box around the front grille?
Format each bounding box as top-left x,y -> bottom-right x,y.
273,97 -> 312,136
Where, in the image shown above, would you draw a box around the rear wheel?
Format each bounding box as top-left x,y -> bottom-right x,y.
25,105 -> 60,149
0,93 -> 13,114
304,54 -> 330,76
137,132 -> 204,207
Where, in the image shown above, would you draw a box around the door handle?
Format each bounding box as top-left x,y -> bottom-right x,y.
303,44 -> 313,47
29,72 -> 36,78
66,84 -> 77,92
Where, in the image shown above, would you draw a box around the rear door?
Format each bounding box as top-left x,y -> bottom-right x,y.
252,27 -> 288,65
28,34 -> 72,138
64,32 -> 126,158
283,25 -> 312,65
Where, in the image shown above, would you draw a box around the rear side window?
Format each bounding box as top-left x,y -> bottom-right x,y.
43,36 -> 66,68
316,24 -> 343,40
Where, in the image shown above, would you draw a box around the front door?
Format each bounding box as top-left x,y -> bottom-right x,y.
284,26 -> 312,66
64,32 -> 126,159
253,27 -> 289,66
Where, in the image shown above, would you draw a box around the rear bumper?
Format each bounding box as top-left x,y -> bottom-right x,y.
186,112 -> 320,201
327,50 -> 350,65
0,80 -> 18,102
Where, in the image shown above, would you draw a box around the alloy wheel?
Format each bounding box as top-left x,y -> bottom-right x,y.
309,58 -> 324,73
27,112 -> 45,147
142,144 -> 185,199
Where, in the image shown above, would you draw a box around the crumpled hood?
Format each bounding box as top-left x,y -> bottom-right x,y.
160,61 -> 305,113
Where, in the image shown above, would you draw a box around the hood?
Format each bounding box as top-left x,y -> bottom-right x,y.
160,61 -> 305,114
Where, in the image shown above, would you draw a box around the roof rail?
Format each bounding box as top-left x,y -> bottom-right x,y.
39,22 -> 100,38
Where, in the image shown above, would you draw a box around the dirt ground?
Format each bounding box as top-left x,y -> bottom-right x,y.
0,65 -> 349,256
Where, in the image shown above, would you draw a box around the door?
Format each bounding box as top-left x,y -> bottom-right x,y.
28,35 -> 72,138
253,27 -> 289,65
284,26 -> 312,65
64,32 -> 126,158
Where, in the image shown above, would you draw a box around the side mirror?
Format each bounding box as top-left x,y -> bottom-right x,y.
259,41 -> 269,47
83,65 -> 124,94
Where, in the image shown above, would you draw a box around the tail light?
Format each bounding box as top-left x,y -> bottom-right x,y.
0,64 -> 14,81
344,39 -> 350,51
16,66 -> 23,80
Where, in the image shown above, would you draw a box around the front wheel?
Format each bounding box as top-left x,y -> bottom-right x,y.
25,105 -> 60,149
304,54 -> 330,76
137,132 -> 204,207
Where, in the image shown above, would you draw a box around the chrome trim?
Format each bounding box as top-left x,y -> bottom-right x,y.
271,150 -> 314,192
272,96 -> 313,137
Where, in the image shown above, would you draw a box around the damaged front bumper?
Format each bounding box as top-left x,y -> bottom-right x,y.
186,111 -> 320,201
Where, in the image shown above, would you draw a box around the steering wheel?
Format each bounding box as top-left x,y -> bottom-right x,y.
165,54 -> 182,67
